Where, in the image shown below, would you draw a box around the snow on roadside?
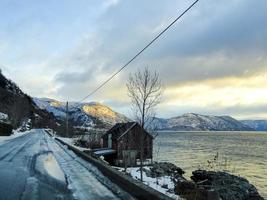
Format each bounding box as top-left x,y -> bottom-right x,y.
114,167 -> 183,200
46,134 -> 134,200
56,136 -> 91,152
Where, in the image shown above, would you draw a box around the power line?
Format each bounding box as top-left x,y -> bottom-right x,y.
77,0 -> 199,104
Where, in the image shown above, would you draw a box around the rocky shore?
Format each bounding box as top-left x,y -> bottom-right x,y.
137,162 -> 264,200
175,169 -> 263,200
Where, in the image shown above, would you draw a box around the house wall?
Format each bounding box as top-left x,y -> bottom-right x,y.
102,134 -> 108,147
102,124 -> 153,166
117,126 -> 153,160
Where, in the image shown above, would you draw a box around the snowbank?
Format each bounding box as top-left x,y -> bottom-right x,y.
114,167 -> 183,200
56,136 -> 91,152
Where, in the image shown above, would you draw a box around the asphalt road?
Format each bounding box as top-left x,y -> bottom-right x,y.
0,129 -> 133,200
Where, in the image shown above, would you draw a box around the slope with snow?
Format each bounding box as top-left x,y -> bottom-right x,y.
241,120 -> 267,131
0,72 -> 61,131
33,98 -> 129,129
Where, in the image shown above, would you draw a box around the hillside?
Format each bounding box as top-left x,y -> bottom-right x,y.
241,120 -> 267,131
153,113 -> 254,131
33,98 -> 129,130
0,71 -> 61,132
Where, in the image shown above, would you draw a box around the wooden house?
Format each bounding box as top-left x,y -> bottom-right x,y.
101,122 -> 153,166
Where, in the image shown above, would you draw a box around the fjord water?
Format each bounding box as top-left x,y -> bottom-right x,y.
154,131 -> 267,198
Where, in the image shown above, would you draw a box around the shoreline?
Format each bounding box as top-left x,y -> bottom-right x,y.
157,130 -> 267,133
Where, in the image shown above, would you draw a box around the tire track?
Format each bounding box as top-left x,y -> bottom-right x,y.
0,139 -> 32,161
7,139 -> 34,162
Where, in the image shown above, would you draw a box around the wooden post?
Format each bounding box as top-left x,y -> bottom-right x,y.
66,101 -> 69,138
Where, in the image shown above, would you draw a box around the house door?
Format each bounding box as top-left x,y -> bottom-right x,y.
122,150 -> 137,166
108,134 -> 112,148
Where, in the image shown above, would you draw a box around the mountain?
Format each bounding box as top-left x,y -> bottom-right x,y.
153,113 -> 254,131
0,70 -> 128,135
241,120 -> 267,131
33,98 -> 129,130
0,71 -> 61,132
0,70 -> 258,134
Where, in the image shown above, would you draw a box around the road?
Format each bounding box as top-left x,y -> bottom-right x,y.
0,129 -> 134,200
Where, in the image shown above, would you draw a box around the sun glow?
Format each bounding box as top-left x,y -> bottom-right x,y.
164,71 -> 267,109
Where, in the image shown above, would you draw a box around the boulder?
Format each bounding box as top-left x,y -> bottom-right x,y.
174,180 -> 220,200
149,162 -> 185,178
175,170 -> 264,200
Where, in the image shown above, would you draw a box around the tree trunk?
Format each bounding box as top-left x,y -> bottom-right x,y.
140,103 -> 145,182
140,130 -> 144,181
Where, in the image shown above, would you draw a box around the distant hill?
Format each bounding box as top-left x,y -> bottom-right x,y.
241,120 -> 267,131
153,113 -> 254,131
33,98 -> 129,130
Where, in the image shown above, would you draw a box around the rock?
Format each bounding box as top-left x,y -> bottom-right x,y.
175,180 -> 196,193
141,167 -> 152,177
0,121 -> 13,136
174,180 -> 220,200
162,184 -> 168,189
188,170 -> 264,200
149,162 -> 185,178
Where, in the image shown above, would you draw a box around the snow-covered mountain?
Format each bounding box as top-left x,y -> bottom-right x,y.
0,70 -> 259,133
33,98 -> 129,129
241,120 -> 267,131
153,113 -> 254,131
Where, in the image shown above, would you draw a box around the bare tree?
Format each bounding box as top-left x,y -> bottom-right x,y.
126,67 -> 163,181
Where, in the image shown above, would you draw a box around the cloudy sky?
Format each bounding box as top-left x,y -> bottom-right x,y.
1,0 -> 267,119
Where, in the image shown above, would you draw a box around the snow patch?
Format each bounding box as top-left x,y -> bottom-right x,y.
36,153 -> 66,183
43,154 -> 66,182
56,137 -> 91,151
0,112 -> 8,121
115,167 -> 183,200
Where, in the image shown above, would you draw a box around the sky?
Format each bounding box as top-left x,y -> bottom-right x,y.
0,0 -> 267,119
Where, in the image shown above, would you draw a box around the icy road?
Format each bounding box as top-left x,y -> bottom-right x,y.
0,129 -> 134,200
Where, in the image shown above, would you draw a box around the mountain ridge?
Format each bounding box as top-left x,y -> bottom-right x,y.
34,97 -> 257,132
0,71 -> 262,133
152,113 -> 254,131
241,120 -> 267,131
33,97 -> 129,130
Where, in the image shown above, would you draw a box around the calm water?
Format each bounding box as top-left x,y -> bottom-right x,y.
153,131 -> 267,198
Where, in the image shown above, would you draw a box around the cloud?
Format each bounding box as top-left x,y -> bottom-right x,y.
1,0 -> 267,119
160,70 -> 267,119
153,0 -> 267,57
102,0 -> 120,9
